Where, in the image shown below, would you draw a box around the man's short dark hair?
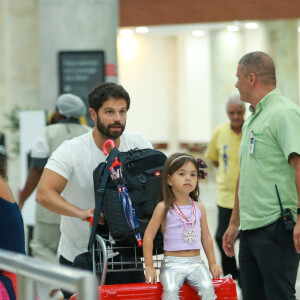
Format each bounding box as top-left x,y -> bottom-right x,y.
88,82 -> 130,112
239,51 -> 276,86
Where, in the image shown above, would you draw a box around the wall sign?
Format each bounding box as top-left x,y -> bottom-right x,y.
58,50 -> 105,125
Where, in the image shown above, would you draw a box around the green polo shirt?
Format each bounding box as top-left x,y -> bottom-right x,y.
239,88 -> 300,230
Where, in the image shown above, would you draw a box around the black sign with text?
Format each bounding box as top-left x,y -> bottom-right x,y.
58,51 -> 105,125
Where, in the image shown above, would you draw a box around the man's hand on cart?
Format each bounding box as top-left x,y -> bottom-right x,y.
86,214 -> 105,228
77,208 -> 95,222
77,209 -> 106,225
145,265 -> 157,284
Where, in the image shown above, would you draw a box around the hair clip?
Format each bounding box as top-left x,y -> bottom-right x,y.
197,158 -> 208,179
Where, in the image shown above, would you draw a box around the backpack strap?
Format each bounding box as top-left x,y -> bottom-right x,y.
88,147 -> 120,251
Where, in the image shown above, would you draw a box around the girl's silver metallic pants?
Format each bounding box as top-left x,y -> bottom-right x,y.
159,256 -> 216,300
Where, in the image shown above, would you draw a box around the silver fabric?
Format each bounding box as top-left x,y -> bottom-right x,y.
159,256 -> 216,300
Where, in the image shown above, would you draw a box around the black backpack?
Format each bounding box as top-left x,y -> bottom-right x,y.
88,146 -> 167,252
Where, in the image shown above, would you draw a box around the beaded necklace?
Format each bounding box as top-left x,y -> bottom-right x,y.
173,198 -> 197,244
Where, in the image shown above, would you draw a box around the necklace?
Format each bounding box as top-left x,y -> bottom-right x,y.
173,198 -> 197,245
173,199 -> 196,223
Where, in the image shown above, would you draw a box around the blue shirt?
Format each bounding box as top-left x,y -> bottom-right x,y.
0,196 -> 25,254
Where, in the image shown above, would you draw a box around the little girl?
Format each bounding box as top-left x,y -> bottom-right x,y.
143,153 -> 222,300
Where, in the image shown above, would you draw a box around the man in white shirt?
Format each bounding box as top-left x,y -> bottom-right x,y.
36,83 -> 152,295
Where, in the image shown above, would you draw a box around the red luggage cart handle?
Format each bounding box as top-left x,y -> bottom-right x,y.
103,140 -> 115,156
87,217 -> 94,227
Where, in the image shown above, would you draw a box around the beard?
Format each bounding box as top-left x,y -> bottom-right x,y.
96,116 -> 125,139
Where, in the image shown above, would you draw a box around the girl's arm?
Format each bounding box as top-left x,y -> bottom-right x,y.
197,202 -> 223,279
143,201 -> 165,283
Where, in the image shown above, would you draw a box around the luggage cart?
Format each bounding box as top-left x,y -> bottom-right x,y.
91,234 -> 162,286
71,233 -> 238,299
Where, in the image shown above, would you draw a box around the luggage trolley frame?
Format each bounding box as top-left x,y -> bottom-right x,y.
71,233 -> 238,299
91,234 -> 163,286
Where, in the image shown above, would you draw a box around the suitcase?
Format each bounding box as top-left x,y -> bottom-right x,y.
70,277 -> 237,299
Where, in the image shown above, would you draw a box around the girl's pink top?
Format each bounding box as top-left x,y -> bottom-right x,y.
163,201 -> 202,251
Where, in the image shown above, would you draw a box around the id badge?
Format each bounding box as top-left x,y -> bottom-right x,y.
249,136 -> 255,155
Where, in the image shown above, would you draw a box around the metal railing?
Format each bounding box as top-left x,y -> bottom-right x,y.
0,249 -> 98,300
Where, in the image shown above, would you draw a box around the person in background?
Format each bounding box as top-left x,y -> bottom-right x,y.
0,148 -> 25,300
36,82 -> 152,298
205,94 -> 245,286
143,153 -> 222,300
19,93 -> 90,300
223,51 -> 300,300
47,106 -> 88,126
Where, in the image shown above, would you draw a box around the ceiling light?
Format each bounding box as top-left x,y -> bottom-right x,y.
119,29 -> 134,36
227,25 -> 239,32
135,27 -> 149,33
298,27 -> 300,33
118,36 -> 138,61
245,23 -> 258,29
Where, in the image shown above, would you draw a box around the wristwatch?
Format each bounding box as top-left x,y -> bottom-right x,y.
297,208 -> 300,215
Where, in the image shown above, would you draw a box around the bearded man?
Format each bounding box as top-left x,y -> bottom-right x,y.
36,83 -> 152,295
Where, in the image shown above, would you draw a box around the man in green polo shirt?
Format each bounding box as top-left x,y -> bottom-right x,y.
223,51 -> 300,300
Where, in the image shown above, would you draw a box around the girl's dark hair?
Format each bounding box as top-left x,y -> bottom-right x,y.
159,153 -> 200,225
88,82 -> 130,113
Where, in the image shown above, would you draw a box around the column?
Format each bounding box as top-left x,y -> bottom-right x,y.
210,29 -> 244,130
265,20 -> 299,104
2,0 -> 39,191
39,0 -> 119,111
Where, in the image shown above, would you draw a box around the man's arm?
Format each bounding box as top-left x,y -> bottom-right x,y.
36,168 -> 94,221
222,174 -> 240,257
19,129 -> 50,209
289,153 -> 300,253
19,167 -> 43,210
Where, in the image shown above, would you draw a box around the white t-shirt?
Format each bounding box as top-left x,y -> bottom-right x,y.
45,130 -> 153,261
31,122 -> 91,224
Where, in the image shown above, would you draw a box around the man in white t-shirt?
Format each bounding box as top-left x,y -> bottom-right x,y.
36,83 -> 152,293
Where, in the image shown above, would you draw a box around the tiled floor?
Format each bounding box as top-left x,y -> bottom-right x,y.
200,180 -> 300,299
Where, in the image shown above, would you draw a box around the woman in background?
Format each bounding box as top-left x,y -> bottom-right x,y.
0,148 -> 25,300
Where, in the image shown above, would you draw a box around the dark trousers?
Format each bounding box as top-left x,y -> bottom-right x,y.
59,256 -> 76,299
215,206 -> 240,283
59,254 -> 145,299
239,220 -> 299,300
